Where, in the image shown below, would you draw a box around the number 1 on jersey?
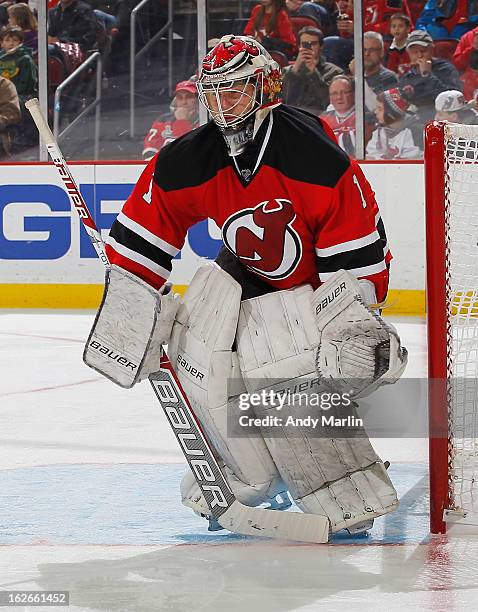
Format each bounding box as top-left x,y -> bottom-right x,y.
353,175 -> 367,209
143,176 -> 153,205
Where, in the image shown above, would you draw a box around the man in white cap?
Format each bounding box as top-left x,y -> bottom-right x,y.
434,89 -> 478,125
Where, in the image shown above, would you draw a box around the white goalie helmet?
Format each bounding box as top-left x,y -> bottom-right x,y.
197,34 -> 282,148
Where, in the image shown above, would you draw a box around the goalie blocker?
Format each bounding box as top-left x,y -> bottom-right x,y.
84,265 -> 180,388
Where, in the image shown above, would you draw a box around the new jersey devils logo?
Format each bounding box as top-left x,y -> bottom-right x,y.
222,199 -> 302,280
202,36 -> 260,74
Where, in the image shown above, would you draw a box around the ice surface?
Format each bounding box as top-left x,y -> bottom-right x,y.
0,311 -> 474,612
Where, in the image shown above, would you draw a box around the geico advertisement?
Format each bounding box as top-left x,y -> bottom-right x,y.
0,164 -> 223,284
0,162 -> 424,290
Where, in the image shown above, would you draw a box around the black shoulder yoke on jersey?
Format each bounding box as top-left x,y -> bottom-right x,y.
153,104 -> 351,192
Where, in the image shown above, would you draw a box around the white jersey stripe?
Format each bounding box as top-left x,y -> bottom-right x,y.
117,211 -> 179,256
315,230 -> 380,257
252,111 -> 273,175
319,260 -> 387,282
107,236 -> 171,279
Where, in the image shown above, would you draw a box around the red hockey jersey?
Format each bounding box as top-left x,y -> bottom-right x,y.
142,116 -> 197,160
106,105 -> 391,302
320,108 -> 375,156
243,5 -> 297,54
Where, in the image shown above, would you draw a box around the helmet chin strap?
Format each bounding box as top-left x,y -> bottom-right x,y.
220,107 -> 273,157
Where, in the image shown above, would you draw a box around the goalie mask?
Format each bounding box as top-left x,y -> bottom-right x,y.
197,34 -> 282,156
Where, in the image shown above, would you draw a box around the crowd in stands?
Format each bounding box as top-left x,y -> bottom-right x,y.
0,0 -> 120,157
0,1 -> 41,157
145,1 -> 478,161
0,0 -> 476,160
234,0 -> 478,160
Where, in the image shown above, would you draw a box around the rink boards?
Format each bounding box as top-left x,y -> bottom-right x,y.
0,161 -> 425,313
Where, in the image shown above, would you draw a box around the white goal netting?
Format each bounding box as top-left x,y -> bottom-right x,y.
444,123 -> 478,513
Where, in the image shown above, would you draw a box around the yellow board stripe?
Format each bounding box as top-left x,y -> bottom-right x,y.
0,284 -> 426,315
386,289 -> 426,316
0,284 -> 104,309
0,284 -> 190,309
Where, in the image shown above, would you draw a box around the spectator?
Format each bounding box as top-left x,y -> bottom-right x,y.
408,0 -> 426,25
453,27 -> 478,100
0,6 -> 8,29
319,0 -> 354,71
366,87 -> 422,159
104,0 -> 164,76
0,27 -> 37,96
320,75 -> 375,156
434,89 -> 478,124
363,0 -> 413,36
0,74 -> 22,156
244,0 -> 297,58
282,26 -> 343,116
87,0 -> 118,33
142,80 -> 198,161
285,0 -> 326,29
350,32 -> 398,95
460,49 -> 478,102
398,29 -> 463,124
415,0 -> 477,40
315,0 -> 339,36
336,0 -> 354,38
453,25 -> 478,73
385,13 -> 412,76
7,3 -> 37,52
48,0 -> 98,54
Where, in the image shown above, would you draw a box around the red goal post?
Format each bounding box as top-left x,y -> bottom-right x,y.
425,121 -> 478,534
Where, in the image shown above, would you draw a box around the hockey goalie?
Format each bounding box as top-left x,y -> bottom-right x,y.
83,35 -> 408,538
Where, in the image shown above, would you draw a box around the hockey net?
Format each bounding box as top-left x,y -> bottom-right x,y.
425,121 -> 478,534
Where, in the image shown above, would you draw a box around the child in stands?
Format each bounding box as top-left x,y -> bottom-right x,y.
385,13 -> 412,76
0,27 -> 37,96
366,87 -> 421,159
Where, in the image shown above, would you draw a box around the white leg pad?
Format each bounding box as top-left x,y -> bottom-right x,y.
84,265 -> 180,388
168,264 -> 286,510
296,462 -> 399,533
237,284 -> 320,385
236,287 -> 398,531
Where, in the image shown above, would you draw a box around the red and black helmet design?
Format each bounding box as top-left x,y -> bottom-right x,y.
202,36 -> 260,74
197,35 -> 282,129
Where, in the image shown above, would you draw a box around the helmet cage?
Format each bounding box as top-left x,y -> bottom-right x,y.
197,73 -> 263,129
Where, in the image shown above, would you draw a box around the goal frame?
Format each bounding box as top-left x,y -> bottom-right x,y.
425,121 -> 452,535
425,120 -> 478,535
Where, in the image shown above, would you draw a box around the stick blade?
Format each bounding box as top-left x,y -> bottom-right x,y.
218,501 -> 329,544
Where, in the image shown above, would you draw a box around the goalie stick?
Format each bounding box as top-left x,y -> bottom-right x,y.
25,98 -> 329,544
